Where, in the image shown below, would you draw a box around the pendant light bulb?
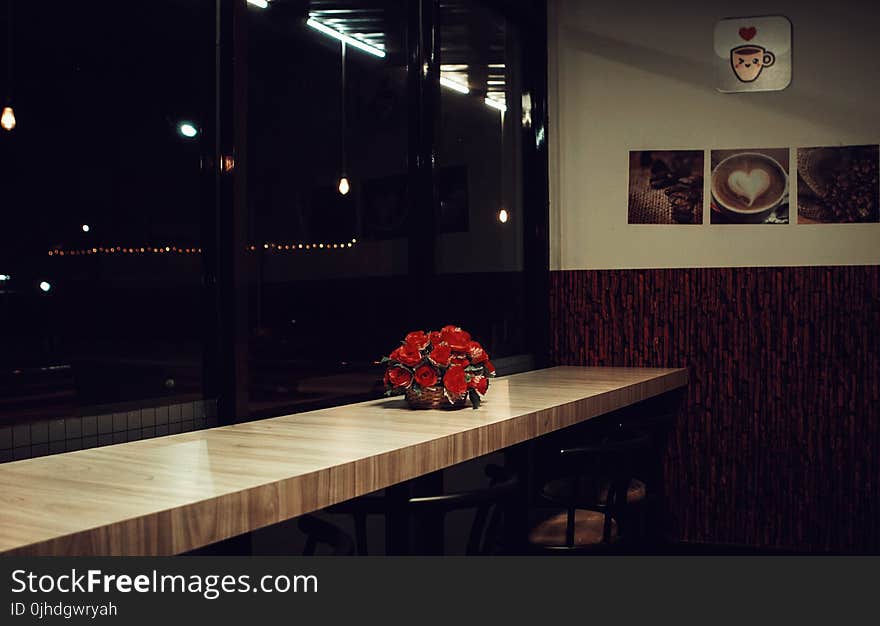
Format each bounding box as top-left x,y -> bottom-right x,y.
1,106 -> 15,131
338,176 -> 350,196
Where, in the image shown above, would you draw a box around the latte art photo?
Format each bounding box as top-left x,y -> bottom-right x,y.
710,149 -> 789,224
727,168 -> 771,208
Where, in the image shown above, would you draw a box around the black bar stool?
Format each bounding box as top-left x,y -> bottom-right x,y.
297,515 -> 356,556
527,425 -> 653,553
320,464 -> 520,555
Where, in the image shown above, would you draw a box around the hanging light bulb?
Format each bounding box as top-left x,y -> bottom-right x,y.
0,106 -> 14,131
336,41 -> 351,197
498,209 -> 509,223
4,0 -> 15,133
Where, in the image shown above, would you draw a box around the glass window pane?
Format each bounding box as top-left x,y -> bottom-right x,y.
0,1 -> 217,455
437,1 -> 526,360
247,2 -> 409,416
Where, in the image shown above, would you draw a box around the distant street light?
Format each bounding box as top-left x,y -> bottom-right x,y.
177,121 -> 199,139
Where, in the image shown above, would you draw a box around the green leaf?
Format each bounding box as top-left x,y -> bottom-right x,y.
468,388 -> 480,409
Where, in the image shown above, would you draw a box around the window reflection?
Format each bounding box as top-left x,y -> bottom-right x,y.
436,0 -> 525,358
0,1 -> 217,458
247,2 -> 410,416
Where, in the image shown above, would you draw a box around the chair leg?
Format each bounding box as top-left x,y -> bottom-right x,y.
354,512 -> 369,556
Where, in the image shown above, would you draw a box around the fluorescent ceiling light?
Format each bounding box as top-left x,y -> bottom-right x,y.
484,97 -> 507,113
306,18 -> 386,58
440,75 -> 469,94
247,0 -> 269,8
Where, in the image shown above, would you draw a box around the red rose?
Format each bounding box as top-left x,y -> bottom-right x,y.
467,340 -> 488,363
468,375 -> 489,395
451,355 -> 470,367
440,326 -> 471,352
414,364 -> 439,388
386,366 -> 413,389
405,331 -> 430,351
429,331 -> 443,346
484,360 -> 496,376
428,343 -> 452,367
390,344 -> 422,367
443,365 -> 468,397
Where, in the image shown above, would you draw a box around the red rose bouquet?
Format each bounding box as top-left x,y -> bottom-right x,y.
381,326 -> 496,409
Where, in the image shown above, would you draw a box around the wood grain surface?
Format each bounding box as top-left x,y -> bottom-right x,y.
0,366 -> 686,556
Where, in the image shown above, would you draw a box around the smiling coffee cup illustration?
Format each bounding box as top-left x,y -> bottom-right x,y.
714,16 -> 791,93
711,152 -> 788,223
730,44 -> 775,82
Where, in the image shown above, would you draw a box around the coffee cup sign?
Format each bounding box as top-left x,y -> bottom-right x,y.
730,44 -> 775,82
715,16 -> 791,93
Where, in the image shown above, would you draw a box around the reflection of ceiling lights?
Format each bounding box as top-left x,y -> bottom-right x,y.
247,0 -> 269,8
440,75 -> 469,94
484,97 -> 507,113
307,18 -> 386,58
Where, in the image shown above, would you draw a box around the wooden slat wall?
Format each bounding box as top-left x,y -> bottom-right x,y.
549,267 -> 880,553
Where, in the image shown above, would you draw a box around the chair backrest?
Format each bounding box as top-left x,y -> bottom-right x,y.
406,464 -> 520,555
298,514 -> 356,556
554,425 -> 652,546
326,464 -> 520,555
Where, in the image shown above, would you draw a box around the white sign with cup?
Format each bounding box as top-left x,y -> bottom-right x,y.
715,16 -> 791,93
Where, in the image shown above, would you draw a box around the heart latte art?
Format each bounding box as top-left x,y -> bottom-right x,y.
727,168 -> 771,207
712,153 -> 786,215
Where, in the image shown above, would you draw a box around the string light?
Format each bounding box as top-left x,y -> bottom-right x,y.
46,239 -> 359,257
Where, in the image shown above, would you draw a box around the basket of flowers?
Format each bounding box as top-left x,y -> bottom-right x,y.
381,326 -> 496,409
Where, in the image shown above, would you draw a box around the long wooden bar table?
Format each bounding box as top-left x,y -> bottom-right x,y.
0,366 -> 687,556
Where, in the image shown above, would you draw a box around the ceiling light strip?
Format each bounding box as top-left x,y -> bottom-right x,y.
306,18 -> 386,58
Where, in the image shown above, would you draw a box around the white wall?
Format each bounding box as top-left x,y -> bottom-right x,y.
548,0 -> 880,270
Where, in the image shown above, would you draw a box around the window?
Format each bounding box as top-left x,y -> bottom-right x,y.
0,0 -> 548,459
0,1 -> 219,459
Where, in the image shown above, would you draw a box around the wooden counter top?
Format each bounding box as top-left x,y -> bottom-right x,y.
0,366 -> 687,556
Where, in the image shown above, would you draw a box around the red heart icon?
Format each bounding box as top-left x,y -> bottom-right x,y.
739,26 -> 757,41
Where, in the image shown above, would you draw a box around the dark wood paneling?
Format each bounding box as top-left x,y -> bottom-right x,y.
549,267 -> 880,553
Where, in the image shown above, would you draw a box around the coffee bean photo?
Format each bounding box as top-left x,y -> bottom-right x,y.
796,145 -> 879,224
628,150 -> 704,224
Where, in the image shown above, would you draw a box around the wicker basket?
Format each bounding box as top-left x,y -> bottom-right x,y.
405,385 -> 467,409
